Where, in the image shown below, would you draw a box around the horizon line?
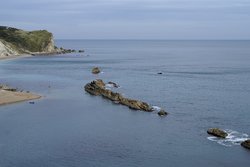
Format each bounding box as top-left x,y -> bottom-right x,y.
55,39 -> 250,41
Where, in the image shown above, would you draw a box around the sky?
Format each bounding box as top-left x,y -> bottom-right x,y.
0,0 -> 250,39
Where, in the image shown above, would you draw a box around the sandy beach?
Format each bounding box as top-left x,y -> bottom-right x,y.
0,54 -> 41,105
0,89 -> 41,105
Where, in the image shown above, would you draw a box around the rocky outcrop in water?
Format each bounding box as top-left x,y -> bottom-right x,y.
84,79 -> 167,115
207,128 -> 228,138
92,67 -> 101,74
157,109 -> 168,116
241,140 -> 250,149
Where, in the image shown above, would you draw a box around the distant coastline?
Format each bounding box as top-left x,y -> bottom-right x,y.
0,26 -> 81,61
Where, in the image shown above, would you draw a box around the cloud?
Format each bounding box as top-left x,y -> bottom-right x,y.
0,0 -> 249,39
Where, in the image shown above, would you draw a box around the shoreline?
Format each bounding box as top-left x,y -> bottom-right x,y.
0,54 -> 43,105
0,49 -> 78,61
0,89 -> 41,105
0,54 -> 32,61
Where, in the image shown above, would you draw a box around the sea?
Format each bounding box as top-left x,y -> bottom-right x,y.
0,40 -> 249,167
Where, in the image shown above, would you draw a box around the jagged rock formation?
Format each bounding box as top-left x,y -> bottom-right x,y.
84,79 -> 168,115
241,140 -> 250,149
0,26 -> 59,57
207,128 -> 228,138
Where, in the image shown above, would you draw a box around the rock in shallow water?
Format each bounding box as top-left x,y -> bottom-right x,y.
157,110 -> 168,116
84,79 -> 167,115
107,81 -> 119,88
241,140 -> 250,149
207,128 -> 228,138
92,67 -> 101,74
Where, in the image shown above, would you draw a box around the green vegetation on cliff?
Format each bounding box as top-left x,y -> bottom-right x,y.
0,26 -> 55,53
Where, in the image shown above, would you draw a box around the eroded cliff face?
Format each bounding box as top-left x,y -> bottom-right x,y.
0,40 -> 20,57
0,26 -> 57,57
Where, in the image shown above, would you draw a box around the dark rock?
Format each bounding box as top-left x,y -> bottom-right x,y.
79,50 -> 84,53
0,85 -> 17,92
207,128 -> 228,138
84,80 -> 154,112
92,67 -> 101,74
158,110 -> 168,116
157,72 -> 163,75
29,101 -> 35,104
241,140 -> 250,149
107,81 -> 119,88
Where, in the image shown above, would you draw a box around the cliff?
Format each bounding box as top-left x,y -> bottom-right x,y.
0,26 -> 57,57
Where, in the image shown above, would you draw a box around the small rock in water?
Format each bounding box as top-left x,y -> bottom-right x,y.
79,50 -> 84,53
241,139 -> 250,150
157,72 -> 163,75
157,110 -> 168,116
29,101 -> 35,104
207,128 -> 228,138
92,67 -> 101,74
107,81 -> 119,88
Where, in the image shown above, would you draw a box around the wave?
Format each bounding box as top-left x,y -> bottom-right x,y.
207,129 -> 249,147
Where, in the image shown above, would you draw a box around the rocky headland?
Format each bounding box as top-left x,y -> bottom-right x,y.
0,26 -> 58,58
0,26 -> 81,59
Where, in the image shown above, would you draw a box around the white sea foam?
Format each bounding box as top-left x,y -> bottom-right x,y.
152,106 -> 162,111
207,129 -> 249,147
105,84 -> 114,88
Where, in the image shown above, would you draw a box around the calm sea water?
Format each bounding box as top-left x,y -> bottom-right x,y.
0,40 -> 249,167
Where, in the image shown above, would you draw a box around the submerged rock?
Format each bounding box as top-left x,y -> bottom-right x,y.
207,128 -> 228,138
84,80 -> 166,114
241,140 -> 250,150
157,72 -> 163,75
92,67 -> 101,74
107,81 -> 119,88
157,110 -> 168,116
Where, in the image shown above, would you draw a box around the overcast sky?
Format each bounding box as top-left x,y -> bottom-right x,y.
1,0 -> 250,39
